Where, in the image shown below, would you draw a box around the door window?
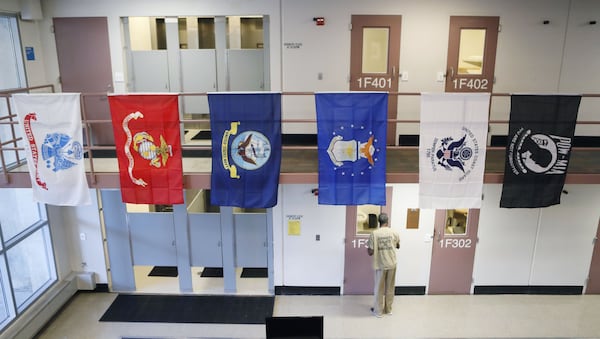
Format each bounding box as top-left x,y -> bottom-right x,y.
356,204 -> 381,235
457,29 -> 486,75
445,209 -> 468,235
445,16 -> 499,92
361,28 -> 389,73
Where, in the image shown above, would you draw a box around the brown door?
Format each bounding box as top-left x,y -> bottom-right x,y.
586,218 -> 600,294
428,209 -> 479,294
343,188 -> 392,295
350,15 -> 401,145
53,17 -> 114,145
445,16 -> 499,93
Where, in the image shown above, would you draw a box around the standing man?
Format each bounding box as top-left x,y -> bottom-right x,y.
366,213 -> 400,317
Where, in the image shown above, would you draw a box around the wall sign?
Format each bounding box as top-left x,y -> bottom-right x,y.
284,42 -> 302,49
25,47 -> 35,61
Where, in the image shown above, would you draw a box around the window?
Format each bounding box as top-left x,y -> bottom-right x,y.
0,188 -> 56,331
444,209 -> 468,235
0,13 -> 27,172
0,189 -> 42,240
0,14 -> 26,91
356,204 -> 381,235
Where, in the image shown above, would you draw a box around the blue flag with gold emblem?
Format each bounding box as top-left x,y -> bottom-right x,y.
209,93 -> 281,208
316,92 -> 388,205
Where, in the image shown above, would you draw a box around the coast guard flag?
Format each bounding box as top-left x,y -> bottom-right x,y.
500,95 -> 580,208
108,94 -> 183,204
12,93 -> 91,205
316,92 -> 387,205
419,92 -> 490,209
208,92 -> 281,208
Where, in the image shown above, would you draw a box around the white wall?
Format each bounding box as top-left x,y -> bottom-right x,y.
531,184 -> 600,285
474,184 -> 600,287
474,185 -> 540,285
56,190 -> 108,284
275,184 -> 345,287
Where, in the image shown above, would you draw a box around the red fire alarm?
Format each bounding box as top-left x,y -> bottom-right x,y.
313,17 -> 325,26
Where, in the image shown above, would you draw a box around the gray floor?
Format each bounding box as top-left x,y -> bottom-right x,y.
35,292 -> 600,339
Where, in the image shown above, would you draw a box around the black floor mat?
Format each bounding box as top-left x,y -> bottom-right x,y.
100,294 -> 274,324
148,266 -> 178,277
241,267 -> 268,278
200,267 -> 223,277
191,130 -> 211,140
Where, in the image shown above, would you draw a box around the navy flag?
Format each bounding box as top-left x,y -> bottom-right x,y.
500,95 -> 581,208
316,92 -> 388,205
208,93 -> 282,208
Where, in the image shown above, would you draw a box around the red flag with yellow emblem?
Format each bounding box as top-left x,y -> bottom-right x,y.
108,94 -> 183,204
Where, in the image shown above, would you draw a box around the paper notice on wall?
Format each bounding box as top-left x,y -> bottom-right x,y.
288,220 -> 301,236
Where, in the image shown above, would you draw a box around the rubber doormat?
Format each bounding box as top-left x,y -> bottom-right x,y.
101,294 -> 274,324
241,267 -> 268,278
200,267 -> 223,277
148,266 -> 178,277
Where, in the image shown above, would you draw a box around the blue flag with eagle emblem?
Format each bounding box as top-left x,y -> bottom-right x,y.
208,92 -> 281,208
316,92 -> 388,205
419,92 -> 490,209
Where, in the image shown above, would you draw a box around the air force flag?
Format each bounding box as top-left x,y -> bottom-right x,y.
208,93 -> 282,208
12,93 -> 91,206
316,92 -> 388,205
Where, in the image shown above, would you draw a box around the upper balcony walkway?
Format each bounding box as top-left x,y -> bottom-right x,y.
1,85 -> 600,189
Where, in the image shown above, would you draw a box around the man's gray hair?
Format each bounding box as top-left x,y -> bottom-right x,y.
378,213 -> 389,225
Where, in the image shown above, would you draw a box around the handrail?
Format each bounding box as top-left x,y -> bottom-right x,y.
0,84 -> 55,95
1,86 -> 600,185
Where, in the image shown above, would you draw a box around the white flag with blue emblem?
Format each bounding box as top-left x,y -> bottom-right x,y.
12,93 -> 91,206
419,92 -> 490,209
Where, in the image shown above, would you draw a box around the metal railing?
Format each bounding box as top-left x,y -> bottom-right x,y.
1,86 -> 599,185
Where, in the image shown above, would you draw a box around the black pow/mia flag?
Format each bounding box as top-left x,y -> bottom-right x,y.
500,95 -> 581,208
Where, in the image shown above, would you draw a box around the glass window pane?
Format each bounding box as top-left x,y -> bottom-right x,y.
178,18 -> 188,49
7,227 -> 54,308
0,15 -> 26,90
0,256 -> 15,329
186,189 -> 220,213
445,209 -> 468,235
198,18 -> 216,49
0,189 -> 41,241
458,29 -> 486,75
356,205 -> 381,235
128,17 -> 166,51
240,17 -> 263,49
227,16 -> 264,50
362,27 -> 389,73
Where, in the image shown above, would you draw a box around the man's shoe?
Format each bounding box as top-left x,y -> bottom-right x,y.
370,307 -> 382,318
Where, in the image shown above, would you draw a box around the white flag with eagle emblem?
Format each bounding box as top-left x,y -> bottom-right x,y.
12,93 -> 91,206
419,92 -> 490,209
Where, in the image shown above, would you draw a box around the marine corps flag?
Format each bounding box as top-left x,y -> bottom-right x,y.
12,93 -> 91,206
316,92 -> 387,205
419,92 -> 490,209
108,94 -> 183,204
208,92 -> 281,208
500,95 -> 581,208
